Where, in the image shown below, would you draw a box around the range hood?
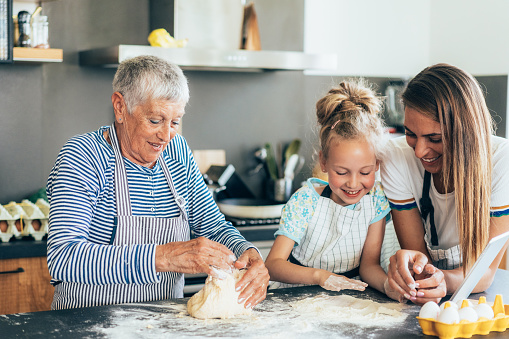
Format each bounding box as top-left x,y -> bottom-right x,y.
79,45 -> 337,72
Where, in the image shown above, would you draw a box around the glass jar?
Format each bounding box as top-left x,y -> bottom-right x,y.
31,15 -> 49,49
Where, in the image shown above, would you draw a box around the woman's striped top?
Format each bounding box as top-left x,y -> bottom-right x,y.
46,125 -> 253,286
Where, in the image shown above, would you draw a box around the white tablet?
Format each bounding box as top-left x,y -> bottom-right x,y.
450,231 -> 509,304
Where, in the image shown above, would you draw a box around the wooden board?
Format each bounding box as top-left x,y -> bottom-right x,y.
0,257 -> 54,314
13,47 -> 63,62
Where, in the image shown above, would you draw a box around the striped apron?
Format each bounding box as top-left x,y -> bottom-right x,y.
52,124 -> 190,309
270,186 -> 378,289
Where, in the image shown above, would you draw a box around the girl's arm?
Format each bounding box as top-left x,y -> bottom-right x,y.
265,235 -> 366,290
359,218 -> 387,293
359,218 -> 404,302
265,235 -> 332,286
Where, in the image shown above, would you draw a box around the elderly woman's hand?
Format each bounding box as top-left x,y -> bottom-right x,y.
155,237 -> 235,277
233,248 -> 270,309
387,249 -> 446,305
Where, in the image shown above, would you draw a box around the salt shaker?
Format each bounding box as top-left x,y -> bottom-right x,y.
31,15 -> 49,48
17,11 -> 31,47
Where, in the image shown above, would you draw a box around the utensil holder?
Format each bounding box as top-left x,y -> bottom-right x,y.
267,178 -> 292,203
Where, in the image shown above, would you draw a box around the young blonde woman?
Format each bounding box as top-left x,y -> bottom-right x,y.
265,80 -> 402,301
381,63 -> 509,305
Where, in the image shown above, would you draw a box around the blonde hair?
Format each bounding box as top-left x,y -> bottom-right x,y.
402,63 -> 494,274
316,79 -> 386,161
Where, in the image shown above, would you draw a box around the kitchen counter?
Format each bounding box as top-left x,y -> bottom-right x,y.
1,269 -> 509,338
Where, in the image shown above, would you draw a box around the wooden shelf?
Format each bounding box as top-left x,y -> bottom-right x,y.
13,47 -> 63,63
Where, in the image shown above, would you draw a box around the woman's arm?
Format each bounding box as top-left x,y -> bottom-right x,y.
387,208 -> 447,304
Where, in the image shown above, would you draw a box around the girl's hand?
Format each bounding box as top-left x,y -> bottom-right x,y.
321,274 -> 368,292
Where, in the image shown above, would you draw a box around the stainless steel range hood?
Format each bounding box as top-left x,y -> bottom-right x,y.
79,45 -> 337,72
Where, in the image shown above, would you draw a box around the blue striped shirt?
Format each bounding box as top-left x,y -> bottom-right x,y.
46,126 -> 253,286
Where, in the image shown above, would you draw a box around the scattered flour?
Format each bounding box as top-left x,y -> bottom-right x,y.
89,292 -> 409,338
289,294 -> 407,326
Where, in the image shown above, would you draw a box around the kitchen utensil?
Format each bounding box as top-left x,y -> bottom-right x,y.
248,147 -> 267,175
450,231 -> 509,304
268,178 -> 292,202
284,139 -> 301,165
217,198 -> 284,219
283,154 -> 299,180
241,2 -> 261,51
264,143 -> 279,180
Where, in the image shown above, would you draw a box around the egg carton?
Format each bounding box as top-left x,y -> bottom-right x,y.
0,199 -> 49,242
417,295 -> 509,339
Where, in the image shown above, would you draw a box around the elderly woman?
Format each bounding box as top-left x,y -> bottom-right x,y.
46,55 -> 269,310
381,64 -> 509,305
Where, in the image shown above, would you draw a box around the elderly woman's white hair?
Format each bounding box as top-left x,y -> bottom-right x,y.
112,55 -> 190,114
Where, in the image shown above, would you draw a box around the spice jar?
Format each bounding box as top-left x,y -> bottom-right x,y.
31,15 -> 49,49
17,10 -> 31,47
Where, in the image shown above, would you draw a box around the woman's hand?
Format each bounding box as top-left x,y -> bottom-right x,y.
317,270 -> 368,292
155,237 -> 235,277
383,278 -> 406,303
387,249 -> 446,305
233,248 -> 270,309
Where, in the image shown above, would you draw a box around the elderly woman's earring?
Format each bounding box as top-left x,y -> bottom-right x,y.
119,118 -> 122,122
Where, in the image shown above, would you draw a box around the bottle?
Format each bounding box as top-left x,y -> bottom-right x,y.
31,15 -> 49,48
17,11 -> 31,47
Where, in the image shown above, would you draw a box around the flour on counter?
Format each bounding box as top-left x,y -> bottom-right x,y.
289,294 -> 407,326
91,292 -> 410,339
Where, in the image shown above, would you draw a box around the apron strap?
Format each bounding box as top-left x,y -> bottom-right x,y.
159,156 -> 188,224
109,124 -> 133,216
420,171 -> 439,246
288,252 -> 360,279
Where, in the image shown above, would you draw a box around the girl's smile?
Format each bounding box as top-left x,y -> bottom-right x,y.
320,138 -> 378,206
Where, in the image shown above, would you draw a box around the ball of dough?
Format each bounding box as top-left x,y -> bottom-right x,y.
187,269 -> 252,319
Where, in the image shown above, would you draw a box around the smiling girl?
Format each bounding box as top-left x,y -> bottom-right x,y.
265,80 -> 401,300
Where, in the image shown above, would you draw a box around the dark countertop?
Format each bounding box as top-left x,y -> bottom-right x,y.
0,238 -> 47,259
1,269 -> 509,338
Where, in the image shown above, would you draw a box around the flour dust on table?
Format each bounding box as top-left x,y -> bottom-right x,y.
89,291 -> 409,338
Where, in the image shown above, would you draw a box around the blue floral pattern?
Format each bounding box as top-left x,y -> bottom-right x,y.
275,178 -> 390,245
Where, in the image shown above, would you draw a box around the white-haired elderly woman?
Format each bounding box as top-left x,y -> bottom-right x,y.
46,55 -> 269,310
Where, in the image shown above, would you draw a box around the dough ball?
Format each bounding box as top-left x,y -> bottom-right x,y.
187,269 -> 252,319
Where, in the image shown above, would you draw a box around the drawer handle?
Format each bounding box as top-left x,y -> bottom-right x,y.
0,267 -> 25,275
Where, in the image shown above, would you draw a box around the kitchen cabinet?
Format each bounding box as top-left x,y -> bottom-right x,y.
0,256 -> 53,315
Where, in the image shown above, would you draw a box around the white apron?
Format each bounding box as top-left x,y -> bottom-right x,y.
420,171 -> 461,270
271,186 -> 379,289
52,124 -> 190,309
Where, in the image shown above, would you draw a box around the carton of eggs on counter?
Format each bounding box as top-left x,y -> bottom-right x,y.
417,294 -> 509,339
0,199 -> 49,242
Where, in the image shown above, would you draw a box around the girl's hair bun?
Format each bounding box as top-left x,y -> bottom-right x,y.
316,80 -> 381,128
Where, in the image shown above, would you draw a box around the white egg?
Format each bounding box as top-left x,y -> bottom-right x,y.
419,301 -> 440,319
457,299 -> 474,309
458,306 -> 478,322
475,303 -> 494,319
439,301 -> 459,312
438,307 -> 460,324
